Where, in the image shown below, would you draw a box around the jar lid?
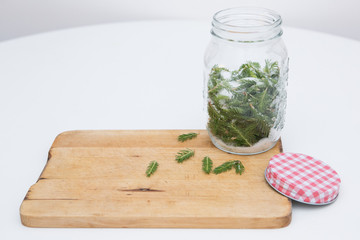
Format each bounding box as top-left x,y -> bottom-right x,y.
265,153 -> 341,205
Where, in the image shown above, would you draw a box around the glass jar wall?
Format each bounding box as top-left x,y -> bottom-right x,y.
204,7 -> 289,155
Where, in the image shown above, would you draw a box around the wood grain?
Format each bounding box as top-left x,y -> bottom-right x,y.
20,130 -> 291,228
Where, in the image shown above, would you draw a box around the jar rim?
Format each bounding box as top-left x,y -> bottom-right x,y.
212,7 -> 282,33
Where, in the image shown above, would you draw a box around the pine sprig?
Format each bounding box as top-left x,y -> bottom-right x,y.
175,148 -> 195,163
145,161 -> 158,177
234,161 -> 245,175
213,160 -> 245,175
202,156 -> 213,174
178,133 -> 198,142
213,161 -> 237,174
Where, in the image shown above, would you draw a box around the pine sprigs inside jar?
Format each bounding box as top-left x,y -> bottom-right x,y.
207,60 -> 282,154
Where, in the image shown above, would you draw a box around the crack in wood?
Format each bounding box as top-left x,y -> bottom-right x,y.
47,151 -> 52,162
279,139 -> 283,153
121,188 -> 164,192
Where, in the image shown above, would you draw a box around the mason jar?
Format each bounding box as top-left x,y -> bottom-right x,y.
204,7 -> 288,155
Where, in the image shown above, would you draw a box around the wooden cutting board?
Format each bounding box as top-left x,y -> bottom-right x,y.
20,130 -> 291,228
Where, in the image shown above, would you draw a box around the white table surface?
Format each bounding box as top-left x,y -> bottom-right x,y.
1,21 -> 359,240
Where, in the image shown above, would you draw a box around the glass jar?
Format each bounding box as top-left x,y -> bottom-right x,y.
204,7 -> 288,155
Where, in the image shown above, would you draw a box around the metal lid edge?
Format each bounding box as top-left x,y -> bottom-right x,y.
264,167 -> 339,206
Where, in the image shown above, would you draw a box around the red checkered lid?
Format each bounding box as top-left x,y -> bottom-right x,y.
265,153 -> 341,205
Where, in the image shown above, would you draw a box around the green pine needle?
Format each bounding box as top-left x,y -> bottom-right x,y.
202,156 -> 213,174
175,148 -> 195,163
213,161 -> 237,174
178,133 -> 198,142
146,161 -> 158,177
234,161 -> 245,175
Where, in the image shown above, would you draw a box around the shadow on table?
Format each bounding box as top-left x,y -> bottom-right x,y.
292,200 -> 335,210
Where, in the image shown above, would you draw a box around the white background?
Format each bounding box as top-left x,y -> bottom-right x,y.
1,0 -> 360,41
1,1 -> 360,239
1,21 -> 360,239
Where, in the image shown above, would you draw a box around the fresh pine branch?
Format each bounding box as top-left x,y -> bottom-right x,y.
175,148 -> 195,163
202,156 -> 213,174
178,133 -> 198,142
213,161 -> 237,174
234,161 -> 245,175
146,161 -> 158,177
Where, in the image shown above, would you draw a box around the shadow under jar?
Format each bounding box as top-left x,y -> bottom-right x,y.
204,7 -> 288,155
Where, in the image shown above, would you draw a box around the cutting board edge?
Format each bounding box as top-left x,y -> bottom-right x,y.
49,129 -> 208,147
20,206 -> 292,229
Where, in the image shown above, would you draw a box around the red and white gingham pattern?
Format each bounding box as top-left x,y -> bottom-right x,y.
265,153 -> 341,205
